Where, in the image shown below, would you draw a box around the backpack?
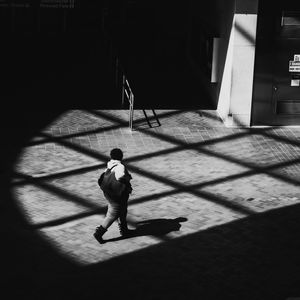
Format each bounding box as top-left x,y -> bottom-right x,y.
98,165 -> 127,197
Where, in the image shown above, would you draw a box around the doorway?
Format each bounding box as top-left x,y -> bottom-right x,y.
272,11 -> 300,117
252,0 -> 300,125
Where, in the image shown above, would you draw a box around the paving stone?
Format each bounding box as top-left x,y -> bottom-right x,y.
11,109 -> 300,266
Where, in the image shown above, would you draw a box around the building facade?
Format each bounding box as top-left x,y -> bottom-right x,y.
1,0 -> 300,125
214,0 -> 300,126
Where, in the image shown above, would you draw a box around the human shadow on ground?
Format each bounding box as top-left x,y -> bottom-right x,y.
102,217 -> 188,243
81,203 -> 300,300
2,104 -> 300,300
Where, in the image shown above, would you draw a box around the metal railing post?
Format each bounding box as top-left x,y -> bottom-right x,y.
121,74 -> 125,107
131,95 -> 134,130
129,98 -> 132,130
129,94 -> 134,130
105,38 -> 134,130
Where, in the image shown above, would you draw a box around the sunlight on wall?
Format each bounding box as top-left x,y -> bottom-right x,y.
217,20 -> 234,124
217,13 -> 258,127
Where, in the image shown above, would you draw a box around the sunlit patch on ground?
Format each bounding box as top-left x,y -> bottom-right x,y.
12,110 -> 300,265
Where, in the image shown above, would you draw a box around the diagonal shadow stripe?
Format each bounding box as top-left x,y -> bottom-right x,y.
14,145 -> 255,231
15,158 -> 300,231
12,172 -> 141,231
199,110 -> 225,122
24,149 -> 300,230
14,111 -> 300,218
25,110 -> 189,147
17,133 -> 256,216
18,179 -> 250,231
86,109 -> 264,147
199,148 -> 300,185
10,130 -> 271,184
261,130 -> 300,149
29,208 -> 106,229
14,129 -> 263,183
127,155 -> 300,207
87,109 -> 273,144
14,171 -> 105,212
235,22 -> 256,45
87,110 -> 300,186
14,172 -> 173,243
13,126 -> 300,186
16,109 -> 283,186
26,124 -> 126,147
12,162 -> 107,184
12,110 -> 300,231
14,139 -> 300,230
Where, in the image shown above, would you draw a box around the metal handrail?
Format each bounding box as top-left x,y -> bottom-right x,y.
102,9 -> 134,130
107,41 -> 134,131
121,74 -> 134,131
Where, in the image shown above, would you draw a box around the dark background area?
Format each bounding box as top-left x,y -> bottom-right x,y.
0,0 -> 226,110
1,2 -> 300,299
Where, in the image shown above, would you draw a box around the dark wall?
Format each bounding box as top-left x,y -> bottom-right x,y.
0,2 -> 122,109
252,0 -> 300,125
0,1 -> 238,109
235,0 -> 259,14
187,0 -> 235,108
104,0 -> 237,109
252,0 -> 277,125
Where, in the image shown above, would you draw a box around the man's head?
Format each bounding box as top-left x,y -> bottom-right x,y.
110,148 -> 123,161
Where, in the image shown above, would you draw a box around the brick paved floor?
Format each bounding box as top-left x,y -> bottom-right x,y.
11,110 -> 300,264
6,109 -> 300,299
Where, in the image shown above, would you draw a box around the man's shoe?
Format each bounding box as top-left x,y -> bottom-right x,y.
118,223 -> 132,236
93,225 -> 107,244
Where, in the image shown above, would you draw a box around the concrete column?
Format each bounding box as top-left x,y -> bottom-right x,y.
217,0 -> 259,127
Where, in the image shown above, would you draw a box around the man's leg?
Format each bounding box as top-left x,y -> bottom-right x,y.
94,195 -> 119,243
102,202 -> 118,229
118,194 -> 129,235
